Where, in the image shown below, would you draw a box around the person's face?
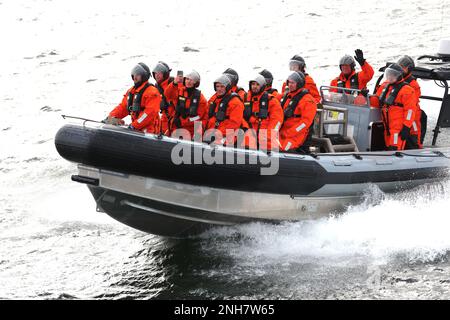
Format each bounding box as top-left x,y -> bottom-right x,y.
154,72 -> 164,83
287,80 -> 298,92
132,74 -> 142,84
386,73 -> 398,84
341,65 -> 352,76
401,65 -> 409,75
215,83 -> 226,96
185,77 -> 196,88
385,68 -> 401,84
250,81 -> 261,94
289,62 -> 300,72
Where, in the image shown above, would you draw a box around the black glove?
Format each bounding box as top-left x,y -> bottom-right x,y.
173,117 -> 182,128
101,117 -> 108,124
354,49 -> 365,66
399,125 -> 410,141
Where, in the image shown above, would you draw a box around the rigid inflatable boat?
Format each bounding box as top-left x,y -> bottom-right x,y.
55,42 -> 450,237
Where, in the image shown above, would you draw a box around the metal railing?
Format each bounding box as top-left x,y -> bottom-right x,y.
315,105 -> 349,138
319,85 -> 372,107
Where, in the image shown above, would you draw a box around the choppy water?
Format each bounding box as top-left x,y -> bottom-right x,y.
1,0 -> 450,299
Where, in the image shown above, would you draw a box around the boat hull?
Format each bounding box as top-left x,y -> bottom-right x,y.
55,123 -> 450,237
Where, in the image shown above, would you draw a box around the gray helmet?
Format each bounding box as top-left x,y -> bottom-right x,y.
152,61 -> 171,79
397,55 -> 415,75
214,74 -> 232,92
289,55 -> 306,71
184,70 -> 201,87
259,69 -> 273,86
339,54 -> 356,70
131,62 -> 151,81
248,74 -> 266,91
384,63 -> 403,83
223,68 -> 239,86
287,71 -> 305,89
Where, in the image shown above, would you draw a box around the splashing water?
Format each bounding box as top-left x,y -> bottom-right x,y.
200,180 -> 450,266
2,0 -> 450,299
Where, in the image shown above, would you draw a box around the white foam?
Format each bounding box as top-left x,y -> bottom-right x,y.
203,181 -> 450,265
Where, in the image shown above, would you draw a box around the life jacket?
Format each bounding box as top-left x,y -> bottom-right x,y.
281,89 -> 310,119
174,89 -> 201,119
234,86 -> 247,101
243,92 -> 269,122
337,73 -> 359,93
156,77 -> 174,112
266,88 -> 277,94
379,82 -> 408,136
379,82 -> 407,107
209,92 -> 240,128
126,83 -> 153,115
403,74 -> 415,85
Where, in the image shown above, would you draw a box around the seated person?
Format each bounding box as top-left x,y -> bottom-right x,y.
279,71 -> 318,153
223,68 -> 247,101
242,74 -> 283,150
259,69 -> 279,95
206,74 -> 244,145
151,61 -> 175,135
279,55 -> 321,103
105,62 -> 161,134
163,70 -> 208,138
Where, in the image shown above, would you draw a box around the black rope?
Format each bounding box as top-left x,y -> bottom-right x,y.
310,151 -> 450,159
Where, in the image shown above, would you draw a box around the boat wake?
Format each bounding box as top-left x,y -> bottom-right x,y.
199,178 -> 450,266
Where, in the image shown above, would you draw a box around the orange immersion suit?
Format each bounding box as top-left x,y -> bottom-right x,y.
164,82 -> 208,138
330,61 -> 374,93
374,80 -> 418,150
279,88 -> 317,152
242,90 -> 284,150
206,91 -> 244,145
109,82 -> 161,133
157,77 -> 175,135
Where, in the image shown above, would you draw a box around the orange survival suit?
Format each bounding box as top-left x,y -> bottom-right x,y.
157,77 -> 175,135
374,80 -> 419,150
109,81 -> 161,133
404,73 -> 424,148
206,91 -> 244,145
279,88 -> 317,152
330,61 -> 374,93
242,90 -> 284,150
164,82 -> 208,137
